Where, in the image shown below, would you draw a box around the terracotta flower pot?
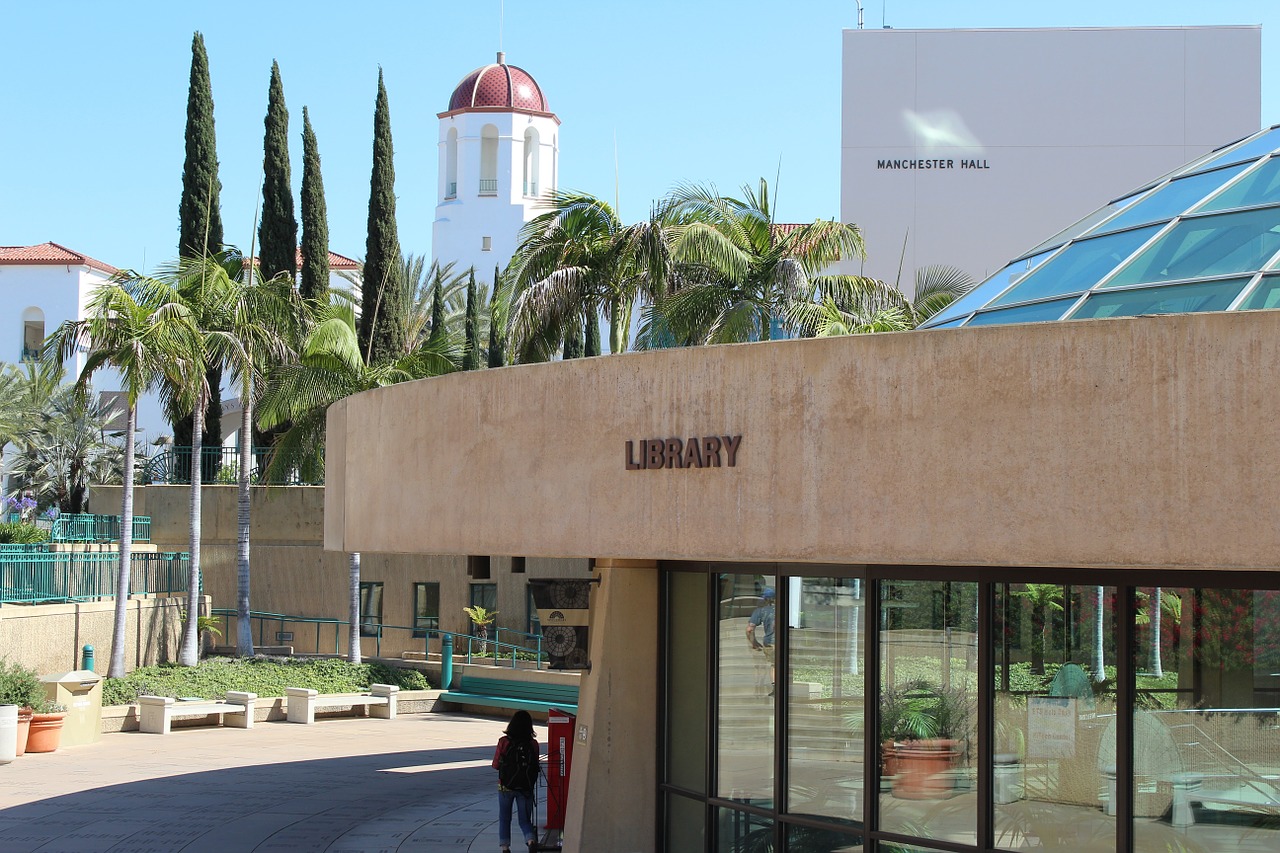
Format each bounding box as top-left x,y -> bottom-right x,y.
25,712 -> 65,754
892,738 -> 963,800
15,709 -> 33,757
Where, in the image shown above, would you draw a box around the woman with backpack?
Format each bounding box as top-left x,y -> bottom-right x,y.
492,709 -> 539,852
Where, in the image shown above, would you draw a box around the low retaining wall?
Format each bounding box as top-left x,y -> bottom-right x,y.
0,595 -> 206,675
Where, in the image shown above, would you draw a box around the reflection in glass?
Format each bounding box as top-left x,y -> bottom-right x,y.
879,580 -> 978,846
994,584 -> 1116,852
717,573 -> 776,806
924,250 -> 1056,327
1195,127 -> 1280,172
1239,275 -> 1280,311
1105,206 -> 1280,288
1070,279 -> 1249,320
1097,164 -> 1251,235
668,571 -> 708,792
785,823 -> 864,852
667,792 -> 706,851
1026,191 -> 1149,256
1133,587 -> 1280,853
787,577 -> 865,827
717,807 -> 772,853
992,226 -> 1162,307
965,297 -> 1078,327
1196,156 -> 1280,213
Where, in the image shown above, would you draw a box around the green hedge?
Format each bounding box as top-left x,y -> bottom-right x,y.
101,657 -> 429,706
0,522 -> 50,545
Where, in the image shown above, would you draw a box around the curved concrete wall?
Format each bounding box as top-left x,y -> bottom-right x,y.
326,311 -> 1280,572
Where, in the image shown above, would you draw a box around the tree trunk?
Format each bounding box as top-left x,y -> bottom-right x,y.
1093,585 -> 1106,682
1149,587 -> 1164,678
178,386 -> 206,667
1030,607 -> 1046,675
235,391 -> 254,656
348,552 -> 362,663
107,404 -> 136,678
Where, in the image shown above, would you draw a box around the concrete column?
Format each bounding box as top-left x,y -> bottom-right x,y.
562,559 -> 658,853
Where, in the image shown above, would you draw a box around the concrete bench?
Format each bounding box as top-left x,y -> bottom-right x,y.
439,675 -> 578,716
285,684 -> 398,724
138,692 -> 257,735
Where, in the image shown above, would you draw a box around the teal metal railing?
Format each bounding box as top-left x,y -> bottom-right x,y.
50,513 -> 151,543
143,446 -> 322,486
0,547 -> 194,605
210,608 -> 548,668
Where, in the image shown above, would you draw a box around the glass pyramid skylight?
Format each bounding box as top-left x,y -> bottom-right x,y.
920,125 -> 1280,329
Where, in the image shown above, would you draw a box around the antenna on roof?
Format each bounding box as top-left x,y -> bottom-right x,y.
856,1 -> 864,29
499,0 -> 504,53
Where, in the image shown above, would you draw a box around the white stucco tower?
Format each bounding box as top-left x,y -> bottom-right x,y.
432,52 -> 559,287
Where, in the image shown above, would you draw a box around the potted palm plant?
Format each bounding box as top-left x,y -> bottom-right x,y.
462,605 -> 499,657
884,681 -> 973,800
0,658 -> 45,757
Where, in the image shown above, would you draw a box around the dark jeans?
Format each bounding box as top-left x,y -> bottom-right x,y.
498,788 -> 535,847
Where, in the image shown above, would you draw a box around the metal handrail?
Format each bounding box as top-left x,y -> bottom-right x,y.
446,181 -> 457,198
478,178 -> 498,195
0,550 -> 194,605
211,608 -> 548,668
143,446 -> 322,486
50,513 -> 151,543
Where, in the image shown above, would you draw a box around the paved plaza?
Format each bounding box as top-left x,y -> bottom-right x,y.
0,711 -> 543,852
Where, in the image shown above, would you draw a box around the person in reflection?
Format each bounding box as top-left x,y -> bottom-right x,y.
747,587 -> 776,696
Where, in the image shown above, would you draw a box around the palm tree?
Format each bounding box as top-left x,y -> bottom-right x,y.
508,191 -> 650,359
257,305 -> 455,661
463,605 -> 499,655
401,254 -> 470,352
47,281 -> 198,677
644,178 -> 867,345
218,255 -> 304,656
785,264 -> 974,337
1012,584 -> 1065,675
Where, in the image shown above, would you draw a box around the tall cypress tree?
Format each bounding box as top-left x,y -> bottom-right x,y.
463,269 -> 480,370
563,316 -> 584,360
428,274 -> 445,344
258,61 -> 296,282
584,308 -> 601,357
174,31 -> 223,463
299,106 -> 330,302
359,70 -> 406,365
487,265 -> 505,368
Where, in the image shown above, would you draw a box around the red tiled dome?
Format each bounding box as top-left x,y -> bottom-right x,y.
448,53 -> 549,113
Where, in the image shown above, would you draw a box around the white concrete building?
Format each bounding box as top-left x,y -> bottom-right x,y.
841,26 -> 1261,291
432,52 -> 559,289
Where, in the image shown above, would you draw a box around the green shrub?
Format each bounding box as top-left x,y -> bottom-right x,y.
0,522 -> 50,545
0,658 -> 46,709
101,656 -> 431,706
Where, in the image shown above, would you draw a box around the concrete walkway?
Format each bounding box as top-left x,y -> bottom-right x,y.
0,712 -> 547,852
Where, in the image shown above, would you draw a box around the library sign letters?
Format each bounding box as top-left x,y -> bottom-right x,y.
625,435 -> 742,470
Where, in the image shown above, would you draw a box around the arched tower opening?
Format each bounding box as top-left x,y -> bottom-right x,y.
445,128 -> 458,199
523,128 -> 541,197
480,125 -> 499,196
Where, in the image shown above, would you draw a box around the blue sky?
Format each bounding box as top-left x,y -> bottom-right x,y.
2,1 -> 1279,273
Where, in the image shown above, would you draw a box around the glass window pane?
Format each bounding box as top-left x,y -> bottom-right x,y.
717,572 -> 776,805
785,823 -> 864,851
1133,586 -> 1280,853
413,582 -> 439,637
879,580 -> 978,846
925,250 -> 1057,326
994,585 -> 1117,852
717,807 -> 772,853
667,571 -> 709,792
359,581 -> 383,637
1097,164 -> 1251,235
1195,127 -> 1280,172
1070,279 -> 1250,320
1239,275 -> 1280,310
927,317 -> 968,329
666,792 -> 706,852
1106,207 -> 1280,287
787,576 -> 865,825
966,298 -> 1078,327
1197,157 -> 1280,213
993,226 -> 1162,307
1026,191 -> 1149,256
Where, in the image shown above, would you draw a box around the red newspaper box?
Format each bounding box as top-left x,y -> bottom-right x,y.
545,709 -> 576,830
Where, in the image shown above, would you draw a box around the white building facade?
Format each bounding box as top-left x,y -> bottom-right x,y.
841,26 -> 1261,290
432,52 -> 559,288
